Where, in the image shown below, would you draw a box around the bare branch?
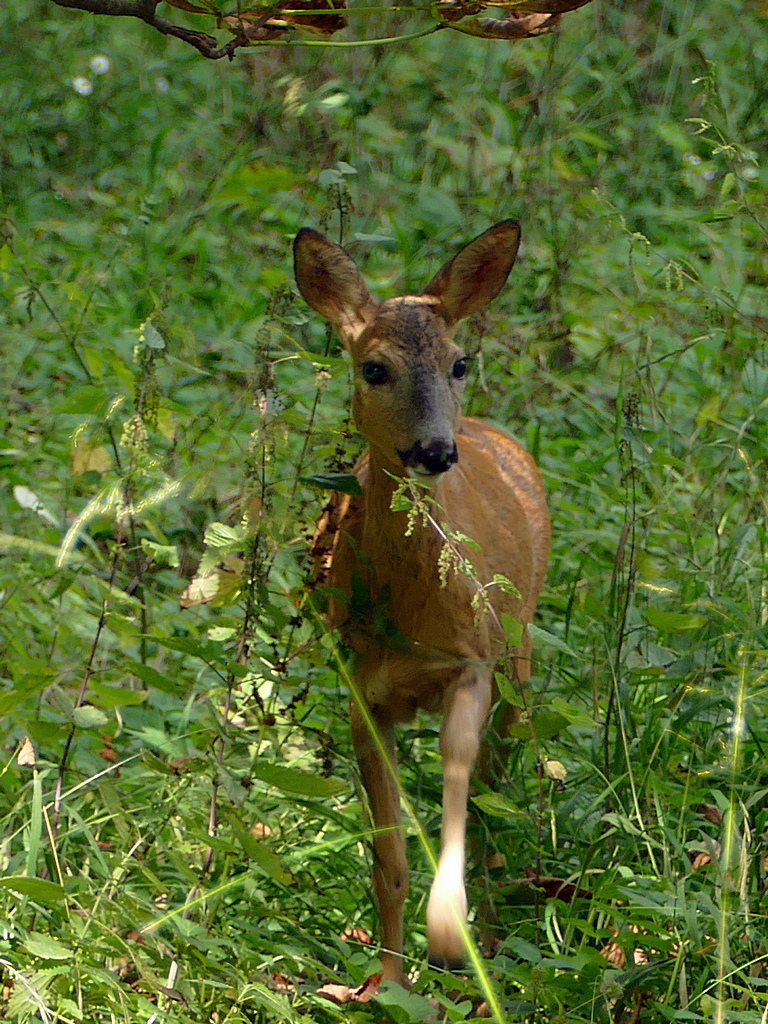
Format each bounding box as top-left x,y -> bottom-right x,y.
48,0 -> 237,59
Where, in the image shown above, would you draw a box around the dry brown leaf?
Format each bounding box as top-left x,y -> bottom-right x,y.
695,802 -> 722,825
316,972 -> 380,1004
222,0 -> 346,38
691,850 -> 713,870
502,0 -> 590,10
271,973 -> 295,992
601,940 -> 626,967
17,736 -> 36,766
445,10 -> 559,37
339,926 -> 372,944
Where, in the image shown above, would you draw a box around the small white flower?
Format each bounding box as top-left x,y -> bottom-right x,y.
72,77 -> 93,95
155,77 -> 169,93
90,54 -> 111,74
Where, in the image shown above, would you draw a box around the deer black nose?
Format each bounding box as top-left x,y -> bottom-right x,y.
398,440 -> 458,476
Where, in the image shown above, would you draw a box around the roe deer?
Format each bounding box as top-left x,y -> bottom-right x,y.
294,221 -> 550,983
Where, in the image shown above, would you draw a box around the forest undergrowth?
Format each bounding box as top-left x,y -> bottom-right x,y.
1,1 -> 767,1021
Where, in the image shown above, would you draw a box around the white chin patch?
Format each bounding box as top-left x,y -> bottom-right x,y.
405,466 -> 443,485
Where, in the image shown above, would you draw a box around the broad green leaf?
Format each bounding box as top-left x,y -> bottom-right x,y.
375,982 -> 435,1019
152,635 -> 228,664
73,705 -> 109,728
204,521 -> 246,548
23,934 -> 74,960
127,662 -> 182,696
471,792 -> 525,818
89,682 -> 149,708
695,392 -> 722,425
550,697 -> 595,728
141,750 -> 177,775
138,318 -> 166,350
707,199 -> 743,222
0,676 -> 52,714
301,473 -> 362,496
505,937 -> 542,963
233,827 -> 292,885
54,385 -> 108,415
572,129 -> 614,151
0,877 -> 66,903
501,612 -> 523,646
140,539 -> 179,567
509,710 -> 569,742
527,623 -> 577,657
646,608 -> 707,631
251,763 -> 347,799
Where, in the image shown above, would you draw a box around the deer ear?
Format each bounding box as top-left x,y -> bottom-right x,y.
293,229 -> 379,345
421,220 -> 521,325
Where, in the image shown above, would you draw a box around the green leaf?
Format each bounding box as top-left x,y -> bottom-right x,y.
138,319 -> 166,350
301,473 -> 362,496
707,199 -> 743,222
89,682 -> 149,708
141,750 -> 177,775
646,608 -> 707,631
251,763 -> 347,799
374,982 -> 436,1020
527,623 -> 577,657
550,697 -> 595,729
0,532 -> 86,562
72,705 -> 109,728
505,937 -> 542,963
501,612 -> 524,646
152,635 -> 228,664
54,385 -> 108,415
204,522 -> 246,548
232,826 -> 292,885
0,877 -> 67,903
509,710 -> 569,742
471,792 -> 525,818
140,539 -> 179,567
127,662 -> 182,696
0,676 -> 52,714
23,934 -> 74,960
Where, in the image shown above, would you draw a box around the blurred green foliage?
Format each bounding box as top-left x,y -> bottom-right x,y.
1,0 -> 767,1020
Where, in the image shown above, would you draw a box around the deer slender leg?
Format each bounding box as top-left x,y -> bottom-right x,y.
351,700 -> 408,983
426,670 -> 492,968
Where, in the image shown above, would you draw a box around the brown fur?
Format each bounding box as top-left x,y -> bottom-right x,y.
295,222 -> 550,982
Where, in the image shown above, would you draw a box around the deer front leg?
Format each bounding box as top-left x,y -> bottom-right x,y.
426,670 -> 492,969
351,700 -> 409,984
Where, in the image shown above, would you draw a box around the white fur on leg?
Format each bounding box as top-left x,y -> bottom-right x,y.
425,843 -> 467,967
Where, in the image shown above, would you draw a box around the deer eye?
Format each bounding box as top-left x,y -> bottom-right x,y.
361,361 -> 389,385
452,357 -> 468,380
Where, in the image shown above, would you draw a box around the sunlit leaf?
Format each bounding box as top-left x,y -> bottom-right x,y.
646,609 -> 707,631
251,763 -> 347,798
0,877 -> 66,903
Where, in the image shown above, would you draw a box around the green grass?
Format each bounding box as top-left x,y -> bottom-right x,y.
1,0 -> 767,1020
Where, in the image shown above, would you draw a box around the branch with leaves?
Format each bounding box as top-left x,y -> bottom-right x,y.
48,0 -> 591,59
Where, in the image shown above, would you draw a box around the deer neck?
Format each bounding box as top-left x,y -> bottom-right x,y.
363,448 -> 448,571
